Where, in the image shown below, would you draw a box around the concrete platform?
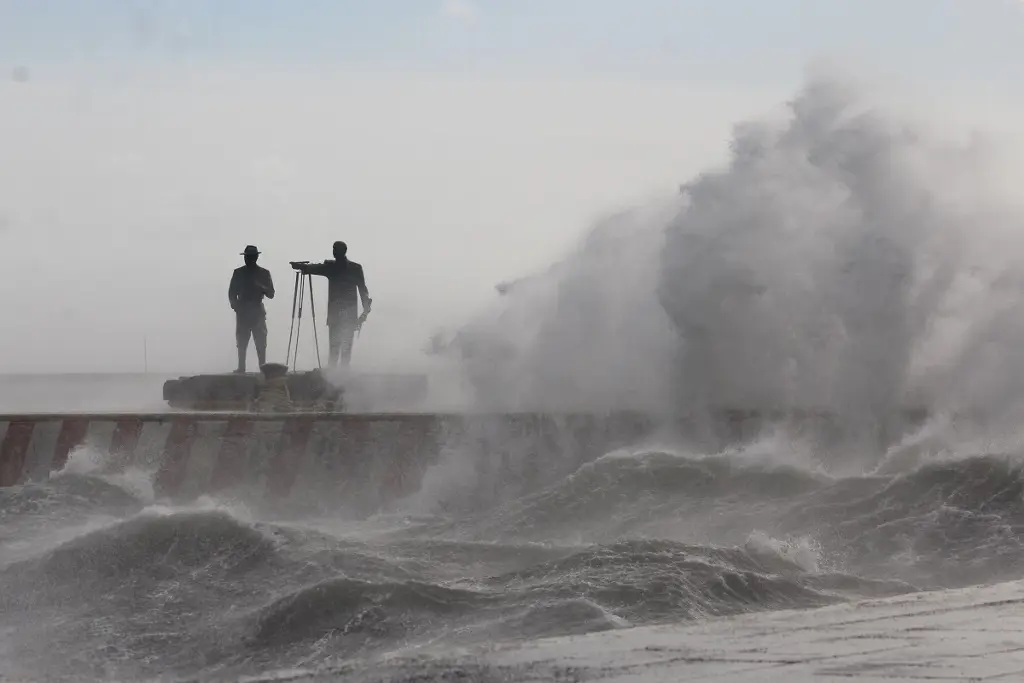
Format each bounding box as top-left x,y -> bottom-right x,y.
340,580 -> 1024,682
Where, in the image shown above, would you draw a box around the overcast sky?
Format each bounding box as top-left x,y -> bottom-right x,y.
1,0 -> 1023,374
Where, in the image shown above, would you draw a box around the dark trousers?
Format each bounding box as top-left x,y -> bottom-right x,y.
236,312 -> 267,371
328,320 -> 357,367
326,305 -> 360,367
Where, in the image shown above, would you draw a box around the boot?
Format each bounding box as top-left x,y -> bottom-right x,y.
235,347 -> 247,374
256,344 -> 267,369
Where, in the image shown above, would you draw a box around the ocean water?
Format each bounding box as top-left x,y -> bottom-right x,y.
3,415 -> 1024,682
0,374 -> 175,414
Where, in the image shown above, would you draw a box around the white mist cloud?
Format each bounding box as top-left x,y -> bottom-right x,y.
433,69 -> 1024,420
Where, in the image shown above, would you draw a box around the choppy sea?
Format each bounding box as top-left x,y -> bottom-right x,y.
2,375 -> 1022,682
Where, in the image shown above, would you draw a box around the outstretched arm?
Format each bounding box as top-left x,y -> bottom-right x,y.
296,261 -> 331,277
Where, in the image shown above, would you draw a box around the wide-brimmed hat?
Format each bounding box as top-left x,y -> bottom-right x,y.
241,245 -> 261,256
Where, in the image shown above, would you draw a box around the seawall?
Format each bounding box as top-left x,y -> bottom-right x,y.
0,412 -> 664,512
0,409 -> 932,513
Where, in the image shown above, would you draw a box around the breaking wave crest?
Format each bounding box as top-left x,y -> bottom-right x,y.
463,446 -> 1024,587
0,508 -> 905,680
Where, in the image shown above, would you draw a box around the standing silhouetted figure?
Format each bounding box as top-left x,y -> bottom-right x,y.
229,245 -> 275,373
292,241 -> 371,367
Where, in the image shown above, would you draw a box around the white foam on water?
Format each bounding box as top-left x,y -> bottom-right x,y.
55,444 -> 156,503
744,530 -> 823,574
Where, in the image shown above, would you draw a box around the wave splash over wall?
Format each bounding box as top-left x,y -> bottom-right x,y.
434,73 -> 1024,435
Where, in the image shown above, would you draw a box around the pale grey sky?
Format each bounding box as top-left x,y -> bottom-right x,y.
1,1 -> 1023,373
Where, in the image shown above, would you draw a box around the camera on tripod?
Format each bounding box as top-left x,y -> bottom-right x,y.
285,263 -> 321,370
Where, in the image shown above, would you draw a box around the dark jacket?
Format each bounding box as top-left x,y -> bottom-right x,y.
304,258 -> 370,323
229,264 -> 275,317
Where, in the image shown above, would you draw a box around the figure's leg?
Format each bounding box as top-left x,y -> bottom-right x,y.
327,322 -> 341,367
253,316 -> 268,367
235,314 -> 251,373
339,323 -> 356,366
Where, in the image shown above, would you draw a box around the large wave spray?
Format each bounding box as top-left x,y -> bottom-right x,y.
433,73 -> 1024,440
429,202 -> 680,413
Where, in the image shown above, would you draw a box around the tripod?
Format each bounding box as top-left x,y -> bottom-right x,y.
285,267 -> 322,372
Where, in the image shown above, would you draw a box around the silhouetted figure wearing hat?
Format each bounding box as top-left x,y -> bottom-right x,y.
291,241 -> 371,367
229,245 -> 275,373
